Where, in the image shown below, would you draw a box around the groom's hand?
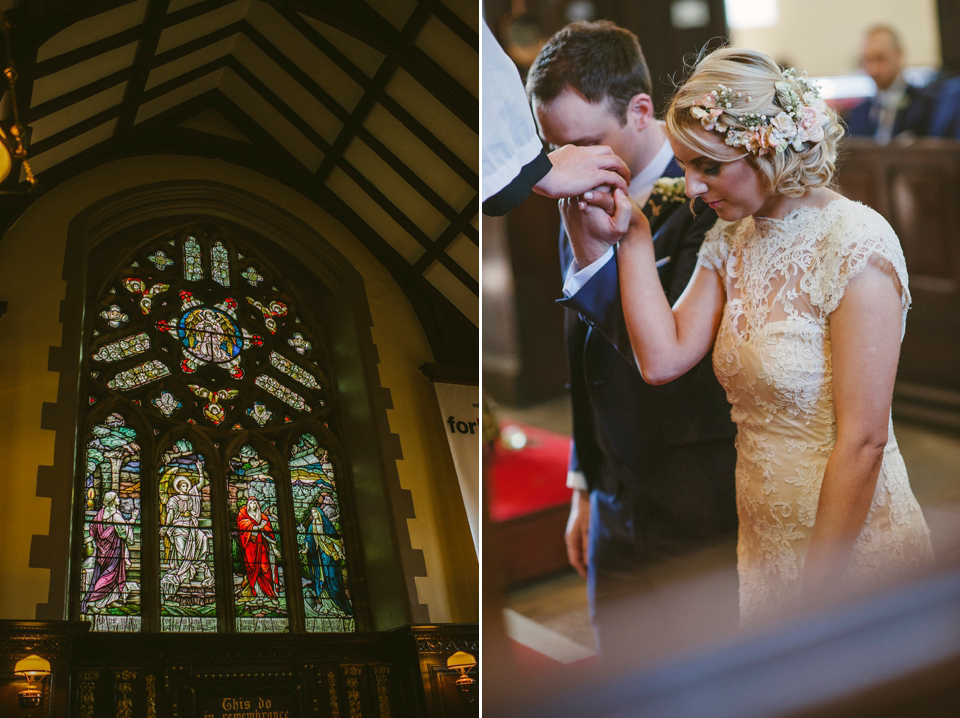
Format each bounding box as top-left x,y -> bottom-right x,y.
565,489 -> 590,578
560,188 -> 637,268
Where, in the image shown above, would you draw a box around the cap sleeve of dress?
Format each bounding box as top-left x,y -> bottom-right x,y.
697,219 -> 732,275
806,201 -> 911,336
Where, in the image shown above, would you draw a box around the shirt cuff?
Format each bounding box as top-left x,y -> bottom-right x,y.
566,470 -> 588,491
561,246 -> 615,298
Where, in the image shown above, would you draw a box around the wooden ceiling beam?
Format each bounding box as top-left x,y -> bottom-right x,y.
240,21 -> 351,125
224,57 -> 331,153
28,104 -> 122,157
374,94 -> 476,186
265,1 -> 403,57
223,43 -> 472,270
25,0 -> 138,39
114,0 -> 171,140
396,43 -> 477,132
241,21 -> 465,225
163,0 -> 237,27
30,2 -> 241,79
32,24 -> 142,77
152,20 -> 243,67
432,4 -> 478,52
139,55 -> 230,104
270,6 -> 476,185
335,158 -> 476,290
29,67 -> 132,122
312,1 -> 435,187
29,55 -> 226,156
273,2 -> 476,132
413,197 -> 480,276
29,90 -> 221,188
206,91 -> 307,166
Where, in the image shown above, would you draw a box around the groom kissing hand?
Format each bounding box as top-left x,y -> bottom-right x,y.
526,20 -> 739,662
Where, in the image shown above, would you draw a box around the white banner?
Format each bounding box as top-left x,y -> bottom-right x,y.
432,382 -> 480,555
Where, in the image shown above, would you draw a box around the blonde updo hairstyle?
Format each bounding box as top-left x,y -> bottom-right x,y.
665,47 -> 844,198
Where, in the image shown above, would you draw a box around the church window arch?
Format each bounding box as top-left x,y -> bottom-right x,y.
77,220 -> 357,633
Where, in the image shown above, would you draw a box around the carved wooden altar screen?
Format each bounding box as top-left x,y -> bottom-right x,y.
0,621 -> 478,717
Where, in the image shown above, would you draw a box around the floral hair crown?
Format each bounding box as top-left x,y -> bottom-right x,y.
689,68 -> 829,156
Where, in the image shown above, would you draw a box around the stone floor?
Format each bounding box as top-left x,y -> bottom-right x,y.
495,395 -> 960,662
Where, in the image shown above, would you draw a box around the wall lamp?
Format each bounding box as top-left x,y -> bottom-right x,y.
0,8 -> 35,188
14,655 -> 51,713
446,650 -> 477,693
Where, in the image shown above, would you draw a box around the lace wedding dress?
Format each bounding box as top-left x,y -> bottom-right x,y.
698,197 -> 934,622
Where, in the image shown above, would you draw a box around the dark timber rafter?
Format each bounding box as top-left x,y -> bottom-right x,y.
311,0 -> 437,188
241,21 -> 469,227
28,54 -> 231,156
113,0 -> 171,140
273,1 -> 477,131
432,3 -> 478,51
272,7 -> 477,187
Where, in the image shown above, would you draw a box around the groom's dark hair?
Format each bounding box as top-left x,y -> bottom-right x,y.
526,20 -> 652,125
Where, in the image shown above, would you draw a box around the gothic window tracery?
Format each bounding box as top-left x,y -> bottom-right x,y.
78,224 -> 355,633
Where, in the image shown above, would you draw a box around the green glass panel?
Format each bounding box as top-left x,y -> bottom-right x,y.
80,414 -> 142,632
228,446 -> 289,632
289,434 -> 354,632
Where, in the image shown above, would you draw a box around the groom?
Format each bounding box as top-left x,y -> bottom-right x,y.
526,21 -> 738,659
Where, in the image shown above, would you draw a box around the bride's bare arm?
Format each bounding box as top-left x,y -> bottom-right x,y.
613,194 -> 725,384
801,257 -> 904,600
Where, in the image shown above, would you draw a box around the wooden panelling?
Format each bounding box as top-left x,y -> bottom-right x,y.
837,138 -> 960,427
0,620 -> 477,718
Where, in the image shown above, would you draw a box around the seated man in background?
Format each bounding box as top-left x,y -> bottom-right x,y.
927,75 -> 960,139
845,25 -> 933,143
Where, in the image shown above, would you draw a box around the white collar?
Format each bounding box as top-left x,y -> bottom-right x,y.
630,135 -> 675,206
876,75 -> 907,105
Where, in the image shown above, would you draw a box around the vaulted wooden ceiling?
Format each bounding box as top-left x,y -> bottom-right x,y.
0,0 -> 478,365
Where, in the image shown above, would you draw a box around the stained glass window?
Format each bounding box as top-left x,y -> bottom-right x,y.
212,241 -> 230,287
228,446 -> 288,632
80,414 -> 142,632
80,223 -> 349,634
184,236 -> 203,281
290,434 -> 354,632
158,439 -> 217,631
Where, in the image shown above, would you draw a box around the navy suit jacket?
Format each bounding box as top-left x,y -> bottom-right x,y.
557,159 -> 738,555
928,76 -> 960,139
845,84 -> 933,139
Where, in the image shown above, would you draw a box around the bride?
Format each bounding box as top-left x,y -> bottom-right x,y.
561,47 -> 934,622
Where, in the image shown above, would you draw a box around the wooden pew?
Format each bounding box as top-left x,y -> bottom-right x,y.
837,138 -> 960,430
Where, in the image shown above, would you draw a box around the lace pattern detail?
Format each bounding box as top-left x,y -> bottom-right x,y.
699,198 -> 933,623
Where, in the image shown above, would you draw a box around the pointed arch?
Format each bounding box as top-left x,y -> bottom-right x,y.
49,180 -> 426,631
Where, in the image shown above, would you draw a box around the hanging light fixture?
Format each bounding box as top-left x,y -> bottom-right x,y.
0,8 -> 34,186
